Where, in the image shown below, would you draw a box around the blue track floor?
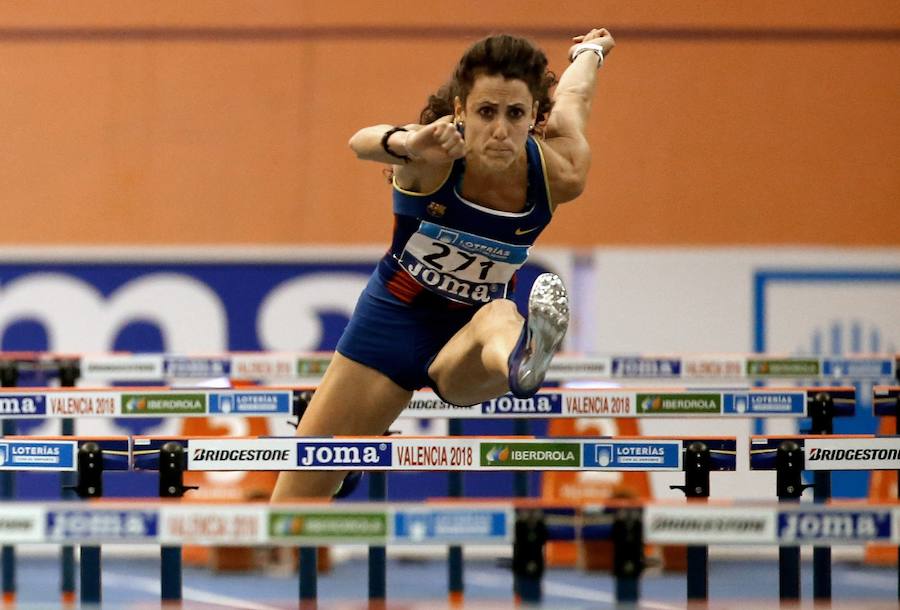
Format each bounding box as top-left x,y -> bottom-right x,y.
5,555 -> 900,609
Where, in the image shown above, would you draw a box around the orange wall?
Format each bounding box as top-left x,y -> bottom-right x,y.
1,1 -> 898,246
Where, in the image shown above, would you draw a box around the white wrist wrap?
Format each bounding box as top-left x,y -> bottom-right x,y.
570,42 -> 605,68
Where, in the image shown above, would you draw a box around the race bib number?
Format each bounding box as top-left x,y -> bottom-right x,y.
398,222 -> 530,305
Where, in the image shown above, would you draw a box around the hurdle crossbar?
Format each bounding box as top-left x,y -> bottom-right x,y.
0,351 -> 895,382
0,385 -> 858,419
132,435 -> 738,472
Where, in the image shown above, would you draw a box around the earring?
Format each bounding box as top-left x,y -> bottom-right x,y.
528,123 -> 535,132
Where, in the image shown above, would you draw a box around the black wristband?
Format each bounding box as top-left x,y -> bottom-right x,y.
381,126 -> 411,163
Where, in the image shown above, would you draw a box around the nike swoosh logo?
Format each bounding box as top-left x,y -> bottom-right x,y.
515,226 -> 541,235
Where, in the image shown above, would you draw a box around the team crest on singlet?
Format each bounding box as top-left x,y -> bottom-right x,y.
397,221 -> 530,305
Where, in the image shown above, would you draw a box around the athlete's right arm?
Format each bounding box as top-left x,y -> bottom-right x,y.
348,116 -> 463,191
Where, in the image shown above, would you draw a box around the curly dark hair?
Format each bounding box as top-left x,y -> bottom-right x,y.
419,34 -> 557,130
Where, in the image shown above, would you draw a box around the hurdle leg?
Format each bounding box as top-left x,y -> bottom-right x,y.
1,419 -> 16,606
0,363 -> 18,606
612,507 -> 643,604
368,471 -> 387,603
809,391 -> 834,601
161,547 -> 182,602
299,547 -> 318,604
59,362 -> 79,605
512,419 -> 530,600
776,440 -> 805,601
80,546 -> 102,604
894,393 -> 900,603
812,470 -> 832,600
512,509 -> 545,604
447,419 -> 464,606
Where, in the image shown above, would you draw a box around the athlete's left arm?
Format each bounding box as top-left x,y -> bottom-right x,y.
541,28 -> 614,205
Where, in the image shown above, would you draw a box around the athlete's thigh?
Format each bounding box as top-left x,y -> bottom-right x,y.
428,299 -> 522,405
296,352 -> 414,437
272,353 -> 413,499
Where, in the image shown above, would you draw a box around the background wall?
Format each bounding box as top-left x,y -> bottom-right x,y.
1,1 -> 898,247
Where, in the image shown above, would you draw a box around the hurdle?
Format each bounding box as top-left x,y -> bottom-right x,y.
873,386 -> 900,596
0,350 -> 893,603
0,382 -> 858,605
751,432 -> 900,602
0,350 -> 895,384
132,432 -> 739,605
1,497 -> 898,606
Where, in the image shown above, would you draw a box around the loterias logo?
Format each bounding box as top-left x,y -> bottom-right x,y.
209,392 -> 290,414
0,395 -> 46,416
296,442 -> 391,467
480,442 -> 579,467
584,441 -> 681,469
638,393 -> 720,414
0,442 -> 73,469
482,394 -> 561,415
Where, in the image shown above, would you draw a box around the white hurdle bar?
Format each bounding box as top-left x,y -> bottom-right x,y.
1,351 -> 896,383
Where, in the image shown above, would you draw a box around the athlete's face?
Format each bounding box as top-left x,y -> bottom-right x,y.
455,74 -> 538,171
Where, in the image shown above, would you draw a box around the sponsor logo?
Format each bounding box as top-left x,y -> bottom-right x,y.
402,259 -> 495,304
47,510 -> 158,540
80,357 -> 162,378
747,359 -> 820,377
0,395 -> 46,416
514,226 -> 540,236
406,398 -> 472,411
611,357 -> 681,378
209,392 -> 290,414
651,516 -> 769,535
426,202 -> 446,218
0,442 -> 73,469
725,392 -> 805,415
434,227 -> 513,261
163,357 -> 230,378
297,357 -> 331,376
584,441 -> 681,469
822,358 -> 894,378
779,510 -> 891,543
480,442 -> 579,467
191,448 -> 291,462
394,510 -> 507,542
637,393 -> 720,414
482,394 -> 561,415
296,442 -> 391,467
807,447 -> 900,464
269,512 -> 387,539
122,393 -> 206,415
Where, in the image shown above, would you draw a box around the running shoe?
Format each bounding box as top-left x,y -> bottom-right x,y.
507,273 -> 569,398
333,471 -> 363,499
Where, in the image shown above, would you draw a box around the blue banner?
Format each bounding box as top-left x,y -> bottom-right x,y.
394,509 -> 508,542
583,441 -> 681,469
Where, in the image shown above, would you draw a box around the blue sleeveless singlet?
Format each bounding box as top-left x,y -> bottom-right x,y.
336,136 -> 554,391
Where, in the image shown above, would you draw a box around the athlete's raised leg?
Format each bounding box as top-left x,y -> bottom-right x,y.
428,273 -> 569,406
271,353 -> 413,499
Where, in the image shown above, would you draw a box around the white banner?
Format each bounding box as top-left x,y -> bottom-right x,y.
644,505 -> 776,545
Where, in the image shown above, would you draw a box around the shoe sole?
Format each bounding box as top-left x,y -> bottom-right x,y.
512,273 -> 569,396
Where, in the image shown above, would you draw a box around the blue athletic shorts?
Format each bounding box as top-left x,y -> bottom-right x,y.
336,273 -> 477,391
